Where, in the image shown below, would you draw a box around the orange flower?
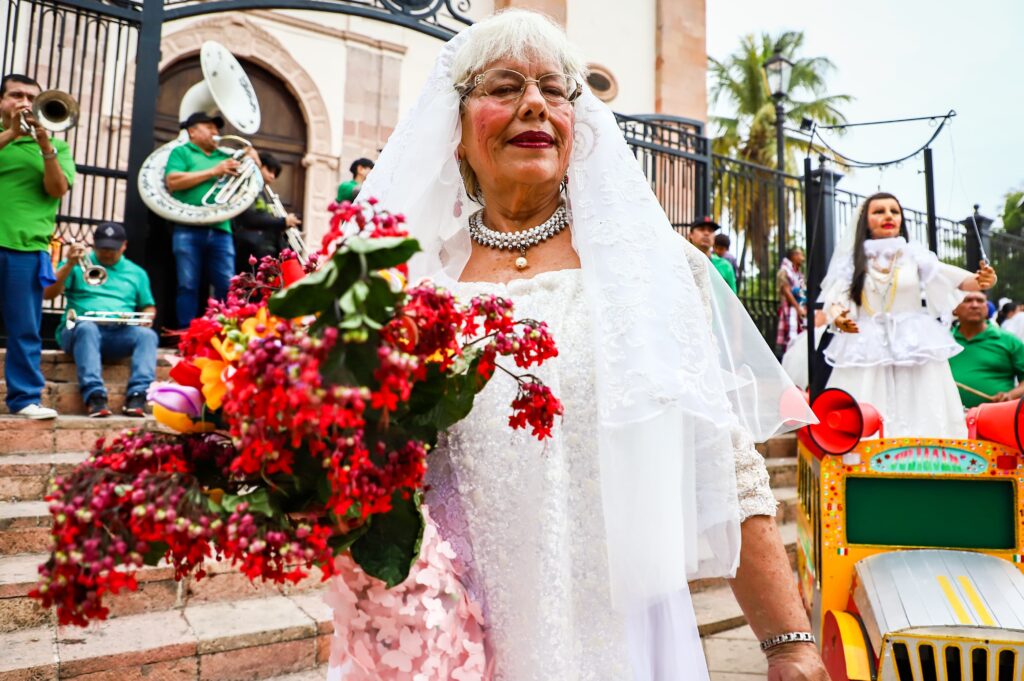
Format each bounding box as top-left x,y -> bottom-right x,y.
240,307 -> 276,340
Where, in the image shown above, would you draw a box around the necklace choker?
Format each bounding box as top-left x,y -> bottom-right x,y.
468,204 -> 569,270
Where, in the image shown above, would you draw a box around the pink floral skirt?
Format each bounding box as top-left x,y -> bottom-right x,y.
325,507 -> 493,680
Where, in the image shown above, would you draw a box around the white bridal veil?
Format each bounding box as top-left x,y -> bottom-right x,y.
357,13 -> 815,680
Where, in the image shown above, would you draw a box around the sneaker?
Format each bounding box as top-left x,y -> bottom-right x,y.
85,394 -> 111,418
123,393 -> 147,417
14,403 -> 57,420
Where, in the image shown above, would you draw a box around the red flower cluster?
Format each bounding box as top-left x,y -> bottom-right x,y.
29,431 -> 337,626
509,380 -> 565,439
33,199 -> 565,627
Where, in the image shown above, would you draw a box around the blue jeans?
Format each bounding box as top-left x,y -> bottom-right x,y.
0,247 -> 45,411
59,321 -> 158,402
172,225 -> 235,327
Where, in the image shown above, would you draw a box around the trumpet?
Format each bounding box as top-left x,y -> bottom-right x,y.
66,309 -> 154,330
265,185 -> 310,265
202,135 -> 261,208
18,90 -> 79,134
78,248 -> 108,286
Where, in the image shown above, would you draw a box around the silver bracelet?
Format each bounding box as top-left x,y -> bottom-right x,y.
759,631 -> 816,652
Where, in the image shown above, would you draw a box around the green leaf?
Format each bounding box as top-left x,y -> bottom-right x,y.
346,237 -> 422,271
407,347 -> 489,433
269,261 -> 339,318
349,492 -> 424,588
142,540 -> 169,566
220,488 -> 275,518
327,523 -> 369,554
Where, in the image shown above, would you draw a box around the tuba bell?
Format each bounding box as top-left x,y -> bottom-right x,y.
137,41 -> 264,225
19,90 -> 79,134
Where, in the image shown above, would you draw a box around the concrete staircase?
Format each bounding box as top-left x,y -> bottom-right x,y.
0,351 -> 801,679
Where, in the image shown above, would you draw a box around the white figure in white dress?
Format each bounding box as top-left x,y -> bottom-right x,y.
328,10 -> 826,681
822,192 -> 997,438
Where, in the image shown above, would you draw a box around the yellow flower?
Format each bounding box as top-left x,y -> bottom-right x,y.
193,355 -> 231,411
152,404 -> 215,434
240,307 -> 276,340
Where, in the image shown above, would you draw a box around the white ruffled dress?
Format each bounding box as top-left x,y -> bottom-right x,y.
823,237 -> 972,438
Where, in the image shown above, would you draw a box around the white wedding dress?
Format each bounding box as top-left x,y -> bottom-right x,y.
823,237 -> 972,438
421,266 -> 777,680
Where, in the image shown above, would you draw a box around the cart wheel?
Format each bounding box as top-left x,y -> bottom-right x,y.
821,610 -> 874,681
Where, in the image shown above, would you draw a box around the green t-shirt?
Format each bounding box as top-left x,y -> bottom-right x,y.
711,253 -> 737,293
949,322 -> 1024,408
0,126 -> 76,252
56,255 -> 155,344
336,179 -> 359,203
165,142 -> 232,233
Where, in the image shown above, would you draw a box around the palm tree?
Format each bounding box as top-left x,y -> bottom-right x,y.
708,31 -> 852,270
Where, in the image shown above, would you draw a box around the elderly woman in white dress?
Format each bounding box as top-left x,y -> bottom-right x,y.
330,10 -> 825,681
823,192 -> 996,438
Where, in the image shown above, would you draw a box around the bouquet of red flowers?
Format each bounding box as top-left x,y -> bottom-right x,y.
31,201 -> 563,626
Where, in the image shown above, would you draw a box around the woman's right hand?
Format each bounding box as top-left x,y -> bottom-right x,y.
834,310 -> 859,334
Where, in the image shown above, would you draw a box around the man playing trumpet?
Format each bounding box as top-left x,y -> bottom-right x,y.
164,111 -> 261,328
0,73 -> 75,419
44,222 -> 157,418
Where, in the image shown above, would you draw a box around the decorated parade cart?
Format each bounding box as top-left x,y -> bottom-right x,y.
795,389 -> 1024,680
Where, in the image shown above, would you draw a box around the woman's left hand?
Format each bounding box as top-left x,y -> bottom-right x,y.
766,643 -> 831,680
975,262 -> 997,290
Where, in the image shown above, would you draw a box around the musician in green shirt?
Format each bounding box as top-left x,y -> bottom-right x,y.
0,73 -> 75,420
336,157 -> 374,203
949,291 -> 1024,408
44,222 -> 157,418
164,111 -> 261,327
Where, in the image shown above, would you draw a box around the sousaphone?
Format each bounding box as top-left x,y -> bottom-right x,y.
137,41 -> 263,224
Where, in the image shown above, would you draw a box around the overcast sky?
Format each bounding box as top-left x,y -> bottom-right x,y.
706,0 -> 1023,227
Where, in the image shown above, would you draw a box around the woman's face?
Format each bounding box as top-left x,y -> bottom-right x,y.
866,198 -> 903,239
458,58 -> 574,200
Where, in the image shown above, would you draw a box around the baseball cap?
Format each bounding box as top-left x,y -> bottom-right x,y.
180,111 -> 225,130
94,222 -> 127,249
689,216 -> 722,231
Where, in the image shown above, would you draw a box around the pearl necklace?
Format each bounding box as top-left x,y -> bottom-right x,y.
468,204 -> 569,270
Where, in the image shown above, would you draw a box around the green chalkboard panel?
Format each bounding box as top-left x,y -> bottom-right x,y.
845,477 -> 1016,549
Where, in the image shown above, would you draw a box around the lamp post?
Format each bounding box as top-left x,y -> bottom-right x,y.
764,49 -> 793,267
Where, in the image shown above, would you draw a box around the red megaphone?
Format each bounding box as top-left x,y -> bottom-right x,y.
798,388 -> 884,456
965,398 -> 1024,452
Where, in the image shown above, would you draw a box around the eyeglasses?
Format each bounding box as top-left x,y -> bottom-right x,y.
457,69 -> 582,106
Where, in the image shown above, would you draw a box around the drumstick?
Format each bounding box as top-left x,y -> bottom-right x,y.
955,381 -> 995,402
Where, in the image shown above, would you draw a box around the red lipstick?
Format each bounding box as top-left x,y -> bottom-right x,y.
508,131 -> 554,148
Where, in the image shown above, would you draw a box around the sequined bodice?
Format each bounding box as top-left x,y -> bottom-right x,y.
424,268 -> 632,681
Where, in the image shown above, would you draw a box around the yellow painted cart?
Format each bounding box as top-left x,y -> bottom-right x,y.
797,409 -> 1024,680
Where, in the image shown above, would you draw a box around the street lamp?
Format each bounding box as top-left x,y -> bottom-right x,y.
764,48 -> 794,268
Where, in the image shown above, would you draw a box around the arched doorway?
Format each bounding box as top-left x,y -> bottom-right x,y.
154,57 -> 308,215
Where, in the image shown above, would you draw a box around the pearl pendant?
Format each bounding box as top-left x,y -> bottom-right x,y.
515,255 -> 528,270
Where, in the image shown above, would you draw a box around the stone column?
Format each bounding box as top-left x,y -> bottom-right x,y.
655,0 -> 707,121
494,0 -> 567,25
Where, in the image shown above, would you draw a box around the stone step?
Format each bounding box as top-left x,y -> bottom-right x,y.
0,415 -> 154,456
756,433 -> 798,459
702,625 -> 768,677
0,348 -> 176,385
265,667 -> 331,681
0,452 -> 88,501
694,584 -> 747,637
773,486 -> 798,525
0,500 -> 51,556
688,521 -> 797,595
0,548 -> 331,633
0,590 -> 333,681
766,456 -> 797,489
